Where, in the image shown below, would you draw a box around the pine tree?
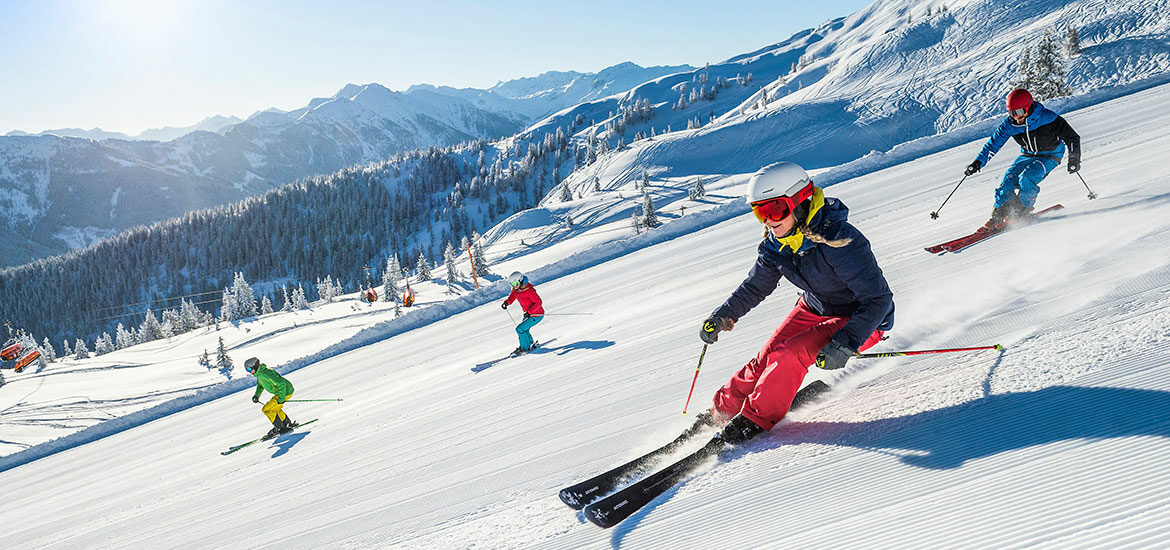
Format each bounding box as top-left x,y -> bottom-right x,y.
383,254 -> 401,300
471,232 -> 491,276
416,251 -> 432,282
199,349 -> 212,370
139,309 -> 163,342
559,183 -> 573,202
41,337 -> 57,362
642,169 -> 650,190
74,338 -> 90,359
220,288 -> 236,321
690,177 -> 706,200
160,310 -> 178,339
1013,45 -> 1038,91
232,272 -> 257,318
62,339 -> 72,357
94,333 -> 114,355
1065,25 -> 1081,56
444,242 -> 461,293
215,336 -> 233,378
1032,29 -> 1071,99
631,210 -> 642,235
261,295 -> 274,315
282,285 -> 294,312
115,323 -> 134,349
317,276 -> 337,303
179,298 -> 202,332
293,285 -> 310,310
642,188 -> 660,228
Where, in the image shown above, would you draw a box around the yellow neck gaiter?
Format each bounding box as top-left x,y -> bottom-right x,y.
768,186 -> 826,253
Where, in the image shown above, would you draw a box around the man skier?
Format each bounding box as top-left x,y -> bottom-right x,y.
501,271 -> 544,355
699,162 -> 895,444
964,88 -> 1081,230
245,357 -> 297,438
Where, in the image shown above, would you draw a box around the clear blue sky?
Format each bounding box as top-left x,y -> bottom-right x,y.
0,0 -> 872,135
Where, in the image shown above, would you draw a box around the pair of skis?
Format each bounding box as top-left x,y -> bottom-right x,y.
221,418 -> 318,455
925,204 -> 1063,254
559,380 -> 832,528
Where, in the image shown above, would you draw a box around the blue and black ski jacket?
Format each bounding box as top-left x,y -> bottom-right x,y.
974,100 -> 1081,166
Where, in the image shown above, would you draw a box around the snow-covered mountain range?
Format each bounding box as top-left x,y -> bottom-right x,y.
0,62 -> 691,267
3,115 -> 244,142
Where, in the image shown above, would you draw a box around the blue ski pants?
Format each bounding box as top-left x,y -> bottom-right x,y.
516,315 -> 542,350
994,155 -> 1061,209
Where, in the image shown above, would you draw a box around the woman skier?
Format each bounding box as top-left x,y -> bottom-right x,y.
501,271 -> 544,355
964,88 -> 1082,230
245,357 -> 297,438
699,161 -> 895,444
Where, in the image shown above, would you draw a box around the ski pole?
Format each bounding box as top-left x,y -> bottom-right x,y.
538,313 -> 594,316
854,343 -> 1003,359
285,398 -> 344,402
1075,172 -> 1097,200
681,344 -> 708,415
504,308 -> 517,326
930,174 -> 968,219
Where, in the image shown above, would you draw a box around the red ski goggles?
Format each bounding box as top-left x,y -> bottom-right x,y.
751,196 -> 798,223
750,183 -> 814,223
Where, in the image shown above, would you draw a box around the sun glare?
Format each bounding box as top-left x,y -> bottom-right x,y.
95,0 -> 190,43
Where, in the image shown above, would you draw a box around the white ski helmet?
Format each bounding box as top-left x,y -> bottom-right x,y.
745,161 -> 815,223
745,161 -> 813,204
508,271 -> 527,287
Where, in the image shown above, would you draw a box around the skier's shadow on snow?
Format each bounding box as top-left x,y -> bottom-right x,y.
472,338 -> 615,373
269,430 -> 310,458
775,385 -> 1170,470
539,339 -> 615,356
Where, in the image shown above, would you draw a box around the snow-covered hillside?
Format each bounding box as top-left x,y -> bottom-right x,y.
536,0 -> 1170,190
1,69 -> 1168,549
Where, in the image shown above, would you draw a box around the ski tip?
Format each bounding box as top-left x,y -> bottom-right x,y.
993,344 -> 1004,350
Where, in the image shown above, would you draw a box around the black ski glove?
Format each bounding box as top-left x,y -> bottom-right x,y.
252,395 -> 260,404
523,312 -> 531,320
1067,156 -> 1080,173
501,301 -> 508,309
964,160 -> 982,176
700,316 -> 734,345
816,340 -> 856,370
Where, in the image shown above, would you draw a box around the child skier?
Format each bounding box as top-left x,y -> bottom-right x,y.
964,88 -> 1081,230
699,162 -> 895,444
501,271 -> 544,355
245,357 -> 297,438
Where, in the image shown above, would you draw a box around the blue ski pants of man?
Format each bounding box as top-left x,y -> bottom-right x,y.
994,154 -> 1061,209
516,315 -> 542,350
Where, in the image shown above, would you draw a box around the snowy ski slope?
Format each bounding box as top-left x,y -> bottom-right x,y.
2,82 -> 1170,549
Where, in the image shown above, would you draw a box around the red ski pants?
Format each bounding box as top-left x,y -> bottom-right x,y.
712,298 -> 884,431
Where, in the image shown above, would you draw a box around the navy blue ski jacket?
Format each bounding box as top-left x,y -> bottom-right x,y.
712,198 -> 895,351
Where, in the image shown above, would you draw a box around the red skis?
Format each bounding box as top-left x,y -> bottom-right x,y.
925,204 -> 1063,254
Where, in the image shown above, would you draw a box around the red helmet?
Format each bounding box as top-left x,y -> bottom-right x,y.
1006,89 -> 1033,114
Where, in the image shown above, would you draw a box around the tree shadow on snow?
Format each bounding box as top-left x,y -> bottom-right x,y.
269,430 -> 311,458
770,385 -> 1170,470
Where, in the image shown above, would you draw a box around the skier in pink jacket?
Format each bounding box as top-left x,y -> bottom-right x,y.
501,271 -> 544,355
